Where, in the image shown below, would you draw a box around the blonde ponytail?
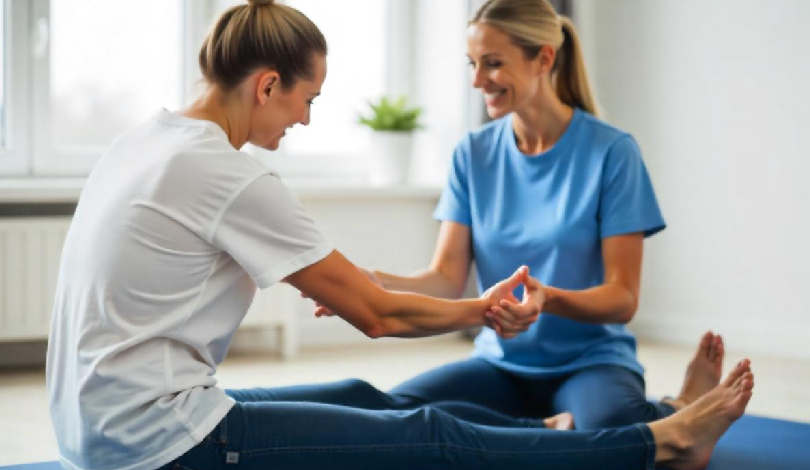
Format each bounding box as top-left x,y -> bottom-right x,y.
555,16 -> 597,116
472,0 -> 598,116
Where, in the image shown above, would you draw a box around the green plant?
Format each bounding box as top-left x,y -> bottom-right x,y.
358,95 -> 423,132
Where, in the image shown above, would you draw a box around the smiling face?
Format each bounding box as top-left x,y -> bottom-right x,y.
249,53 -> 327,151
467,22 -> 554,120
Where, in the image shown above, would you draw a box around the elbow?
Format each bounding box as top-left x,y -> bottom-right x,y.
617,301 -> 638,324
361,322 -> 388,339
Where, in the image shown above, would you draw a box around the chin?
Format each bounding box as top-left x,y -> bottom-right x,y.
486,106 -> 510,120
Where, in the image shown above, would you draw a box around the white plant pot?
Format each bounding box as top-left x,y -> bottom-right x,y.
368,131 -> 414,185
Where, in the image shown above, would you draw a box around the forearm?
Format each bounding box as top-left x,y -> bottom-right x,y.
544,282 -> 637,324
373,269 -> 463,299
373,291 -> 488,338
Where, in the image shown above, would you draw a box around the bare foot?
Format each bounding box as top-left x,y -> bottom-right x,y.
649,359 -> 754,470
543,411 -> 574,430
668,332 -> 724,410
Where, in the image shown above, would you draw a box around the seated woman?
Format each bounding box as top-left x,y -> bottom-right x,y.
46,1 -> 753,470
308,0 -> 724,431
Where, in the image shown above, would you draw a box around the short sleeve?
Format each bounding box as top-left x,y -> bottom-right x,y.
210,174 -> 334,289
599,135 -> 666,239
434,137 -> 472,226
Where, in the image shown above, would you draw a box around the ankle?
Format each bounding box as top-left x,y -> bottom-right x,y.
649,419 -> 693,463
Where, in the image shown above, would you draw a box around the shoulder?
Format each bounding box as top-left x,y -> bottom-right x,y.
467,116 -> 510,150
166,129 -> 270,186
450,116 -> 510,166
575,111 -> 642,165
577,111 -> 635,150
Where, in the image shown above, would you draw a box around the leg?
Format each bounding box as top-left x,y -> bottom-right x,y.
551,365 -> 674,430
552,332 -> 727,430
226,379 -> 545,428
177,400 -> 657,470
390,357 -> 531,417
174,360 -> 753,470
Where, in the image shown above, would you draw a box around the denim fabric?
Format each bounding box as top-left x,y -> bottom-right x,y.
157,388 -> 656,470
390,358 -> 676,430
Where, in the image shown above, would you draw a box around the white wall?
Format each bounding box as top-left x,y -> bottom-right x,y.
577,0 -> 810,359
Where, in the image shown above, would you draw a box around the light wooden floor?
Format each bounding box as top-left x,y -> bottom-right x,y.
1,335 -> 809,466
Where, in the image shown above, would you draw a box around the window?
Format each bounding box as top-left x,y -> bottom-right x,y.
252,0 -> 389,179
35,0 -> 185,174
0,0 -> 6,150
1,0 -> 473,182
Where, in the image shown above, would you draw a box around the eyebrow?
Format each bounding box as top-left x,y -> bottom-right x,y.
467,53 -> 503,60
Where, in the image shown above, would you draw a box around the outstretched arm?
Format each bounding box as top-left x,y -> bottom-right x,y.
372,221 -> 473,299
285,249 -> 528,338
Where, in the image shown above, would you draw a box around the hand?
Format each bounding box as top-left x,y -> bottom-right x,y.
303,267 -> 383,317
482,266 -> 545,339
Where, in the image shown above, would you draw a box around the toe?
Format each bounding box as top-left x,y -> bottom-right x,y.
700,331 -> 713,358
723,359 -> 751,387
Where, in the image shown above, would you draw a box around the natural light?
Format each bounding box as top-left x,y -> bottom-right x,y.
277,0 -> 386,158
49,0 -> 184,150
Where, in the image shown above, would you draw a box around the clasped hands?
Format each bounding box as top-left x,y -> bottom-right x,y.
305,265 -> 545,339
481,265 -> 545,339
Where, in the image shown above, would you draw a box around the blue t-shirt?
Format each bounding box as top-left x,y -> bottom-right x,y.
434,108 -> 665,378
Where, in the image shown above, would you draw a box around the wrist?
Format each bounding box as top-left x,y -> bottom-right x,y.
543,285 -> 563,313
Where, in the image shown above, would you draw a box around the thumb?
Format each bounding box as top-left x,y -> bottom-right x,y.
504,265 -> 529,289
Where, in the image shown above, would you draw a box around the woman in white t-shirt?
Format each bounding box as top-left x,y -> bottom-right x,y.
46,1 -> 753,470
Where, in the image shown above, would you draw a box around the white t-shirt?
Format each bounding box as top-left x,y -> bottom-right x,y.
46,109 -> 333,470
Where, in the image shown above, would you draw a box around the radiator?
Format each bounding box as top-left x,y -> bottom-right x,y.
0,217 -> 299,358
0,217 -> 71,341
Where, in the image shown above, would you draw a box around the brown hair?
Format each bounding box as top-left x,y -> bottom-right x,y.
199,0 -> 327,91
472,0 -> 597,116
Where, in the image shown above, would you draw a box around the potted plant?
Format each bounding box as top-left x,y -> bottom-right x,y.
359,95 -> 423,185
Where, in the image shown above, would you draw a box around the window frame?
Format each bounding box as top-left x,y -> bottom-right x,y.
0,0 -> 32,175
0,0 -> 467,181
0,0 -> 211,177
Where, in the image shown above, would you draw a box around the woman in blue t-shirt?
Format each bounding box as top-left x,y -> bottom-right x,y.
305,0 -> 727,431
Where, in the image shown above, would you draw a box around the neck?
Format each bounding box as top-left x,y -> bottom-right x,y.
512,94 -> 574,155
182,85 -> 250,150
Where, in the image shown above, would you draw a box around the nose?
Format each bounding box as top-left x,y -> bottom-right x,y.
471,64 -> 487,89
301,107 -> 311,126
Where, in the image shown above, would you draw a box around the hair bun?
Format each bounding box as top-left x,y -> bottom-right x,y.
247,0 -> 273,6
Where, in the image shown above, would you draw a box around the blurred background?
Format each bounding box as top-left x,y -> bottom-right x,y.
1,0 -> 809,464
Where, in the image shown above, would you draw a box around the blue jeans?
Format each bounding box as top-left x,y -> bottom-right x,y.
244,358 -> 675,430
157,387 -> 657,470
389,358 -> 677,430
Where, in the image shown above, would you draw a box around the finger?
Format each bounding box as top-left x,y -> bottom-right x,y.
502,265 -> 530,291
491,305 -> 519,324
490,310 -> 527,333
500,299 -> 536,318
314,306 -> 334,317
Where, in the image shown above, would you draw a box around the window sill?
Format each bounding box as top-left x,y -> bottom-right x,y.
0,178 -> 443,204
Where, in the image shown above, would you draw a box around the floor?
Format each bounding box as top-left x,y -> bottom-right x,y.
1,335 -> 809,466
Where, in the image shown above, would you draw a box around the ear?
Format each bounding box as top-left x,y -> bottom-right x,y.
536,45 -> 557,75
256,70 -> 281,105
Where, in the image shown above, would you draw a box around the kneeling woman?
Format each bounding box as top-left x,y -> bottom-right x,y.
46,1 -> 753,470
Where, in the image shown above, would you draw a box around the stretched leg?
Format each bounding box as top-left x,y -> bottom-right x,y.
551,365 -> 673,430
226,378 -> 545,428
173,361 -> 753,470
180,400 -> 656,470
